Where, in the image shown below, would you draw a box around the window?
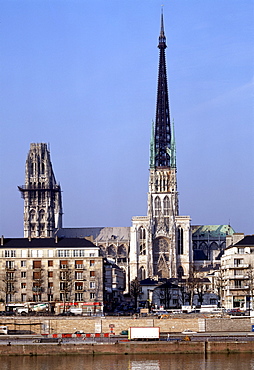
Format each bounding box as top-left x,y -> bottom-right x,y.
21,283 -> 26,289
6,261 -> 15,269
90,271 -> 95,277
60,271 -> 69,280
6,272 -> 14,280
238,248 -> 245,254
89,253 -> 95,257
90,260 -> 95,267
5,250 -> 16,258
6,294 -> 14,303
139,227 -> 146,255
234,280 -> 242,288
234,270 -> 243,276
48,282 -> 53,288
60,282 -> 68,290
75,282 -> 83,291
75,260 -> 84,269
60,260 -> 68,269
7,282 -> 15,292
163,196 -> 170,215
75,271 -> 83,280
75,293 -> 83,302
57,250 -> 70,258
21,261 -> 26,267
48,294 -> 53,302
21,271 -> 26,278
33,294 -> 41,301
73,250 -> 79,257
90,292 -> 95,299
21,294 -> 27,302
33,260 -> 41,269
154,196 -> 161,216
177,227 -> 184,254
48,271 -> 53,278
90,282 -> 95,289
33,271 -> 41,280
234,259 -> 244,267
48,260 -> 53,267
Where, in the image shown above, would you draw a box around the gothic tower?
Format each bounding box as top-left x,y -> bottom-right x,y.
130,12 -> 192,282
18,143 -> 63,238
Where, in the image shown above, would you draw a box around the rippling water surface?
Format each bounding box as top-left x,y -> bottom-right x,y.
1,353 -> 254,370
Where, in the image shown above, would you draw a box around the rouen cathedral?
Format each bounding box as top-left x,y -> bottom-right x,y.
17,13 -> 234,289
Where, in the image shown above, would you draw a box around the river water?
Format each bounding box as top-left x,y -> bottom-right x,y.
1,353 -> 254,370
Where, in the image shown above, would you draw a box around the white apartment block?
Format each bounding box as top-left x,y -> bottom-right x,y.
0,237 -> 104,313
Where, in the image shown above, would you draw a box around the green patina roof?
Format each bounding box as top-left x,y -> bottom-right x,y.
192,225 -> 235,238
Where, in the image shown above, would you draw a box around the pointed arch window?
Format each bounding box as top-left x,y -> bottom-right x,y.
154,196 -> 161,217
30,210 -> 36,222
163,196 -> 170,215
177,227 -> 183,254
139,266 -> 146,281
139,227 -> 146,255
177,266 -> 184,279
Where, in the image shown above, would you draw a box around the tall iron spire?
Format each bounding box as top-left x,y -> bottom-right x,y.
154,10 -> 171,168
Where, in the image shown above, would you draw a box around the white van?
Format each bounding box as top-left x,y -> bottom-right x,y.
0,326 -> 8,335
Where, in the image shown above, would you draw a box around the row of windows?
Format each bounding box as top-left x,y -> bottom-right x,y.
19,281 -> 96,290
3,249 -> 97,258
12,270 -> 96,280
4,259 -> 96,269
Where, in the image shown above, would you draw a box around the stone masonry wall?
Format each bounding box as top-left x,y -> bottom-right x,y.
0,316 -> 252,335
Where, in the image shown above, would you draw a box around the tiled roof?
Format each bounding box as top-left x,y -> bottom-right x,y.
192,225 -> 235,238
0,237 -> 97,248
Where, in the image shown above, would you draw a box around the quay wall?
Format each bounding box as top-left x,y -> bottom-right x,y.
1,341 -> 254,356
0,316 -> 253,335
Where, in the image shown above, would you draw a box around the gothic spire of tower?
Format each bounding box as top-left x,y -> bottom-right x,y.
154,9 -> 171,168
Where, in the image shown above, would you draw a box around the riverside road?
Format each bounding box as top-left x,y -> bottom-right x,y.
2,332 -> 254,345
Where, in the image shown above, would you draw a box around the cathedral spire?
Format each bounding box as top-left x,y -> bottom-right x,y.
154,10 -> 171,168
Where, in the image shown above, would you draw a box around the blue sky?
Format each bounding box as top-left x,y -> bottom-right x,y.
0,0 -> 253,237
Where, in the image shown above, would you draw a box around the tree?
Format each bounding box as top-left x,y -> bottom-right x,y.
130,277 -> 141,311
215,269 -> 225,308
59,268 -> 73,312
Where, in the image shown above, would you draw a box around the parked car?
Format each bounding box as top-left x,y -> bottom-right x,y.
182,329 -> 197,335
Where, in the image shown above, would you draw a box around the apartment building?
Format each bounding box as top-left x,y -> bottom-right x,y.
220,235 -> 254,310
0,237 -> 104,313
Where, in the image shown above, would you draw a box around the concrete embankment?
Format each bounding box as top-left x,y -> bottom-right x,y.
1,341 -> 254,356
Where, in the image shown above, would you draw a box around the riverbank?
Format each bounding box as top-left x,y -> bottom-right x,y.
1,340 -> 254,356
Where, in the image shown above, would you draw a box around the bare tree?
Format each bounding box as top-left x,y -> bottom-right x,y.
215,269 -> 225,308
130,277 -> 141,311
59,268 -> 73,312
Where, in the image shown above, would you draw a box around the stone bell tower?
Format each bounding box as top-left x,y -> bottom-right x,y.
18,143 -> 63,238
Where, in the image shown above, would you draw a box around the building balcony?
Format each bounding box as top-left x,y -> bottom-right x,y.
226,285 -> 249,290
222,264 -> 249,269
